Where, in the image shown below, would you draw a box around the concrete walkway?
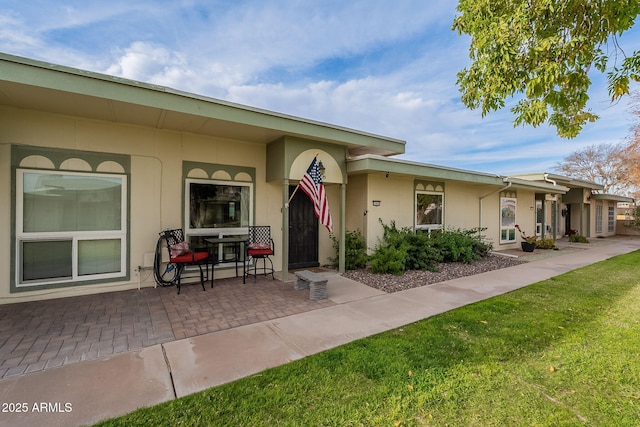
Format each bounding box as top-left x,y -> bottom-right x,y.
1,238 -> 639,427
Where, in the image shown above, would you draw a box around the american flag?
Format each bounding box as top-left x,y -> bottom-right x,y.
299,157 -> 333,232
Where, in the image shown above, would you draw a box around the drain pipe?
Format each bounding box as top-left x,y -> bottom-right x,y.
543,173 -> 557,240
479,178 -> 512,233
543,173 -> 556,186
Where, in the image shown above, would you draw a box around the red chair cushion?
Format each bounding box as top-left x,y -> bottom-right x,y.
248,243 -> 271,250
170,251 -> 208,263
247,248 -> 273,257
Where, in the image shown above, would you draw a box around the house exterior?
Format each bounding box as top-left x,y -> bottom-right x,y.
513,173 -> 635,238
0,53 -> 625,305
0,53 -> 405,304
345,155 -> 567,249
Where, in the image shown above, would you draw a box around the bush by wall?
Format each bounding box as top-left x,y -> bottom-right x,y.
330,229 -> 369,270
369,220 -> 492,275
569,234 -> 589,243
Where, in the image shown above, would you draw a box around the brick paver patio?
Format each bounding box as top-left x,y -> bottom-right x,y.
0,275 -> 334,379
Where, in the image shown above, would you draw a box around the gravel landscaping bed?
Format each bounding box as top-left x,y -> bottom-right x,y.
342,254 -> 526,293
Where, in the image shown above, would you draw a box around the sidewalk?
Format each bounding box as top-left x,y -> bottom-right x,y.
1,238 -> 639,427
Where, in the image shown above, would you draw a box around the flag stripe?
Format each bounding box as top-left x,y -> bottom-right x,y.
299,157 -> 333,232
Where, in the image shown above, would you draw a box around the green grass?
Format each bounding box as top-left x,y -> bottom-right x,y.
96,251 -> 640,426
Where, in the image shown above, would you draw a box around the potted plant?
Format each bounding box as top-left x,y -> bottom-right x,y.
515,224 -> 537,252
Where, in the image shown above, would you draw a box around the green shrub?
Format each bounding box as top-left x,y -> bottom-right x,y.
370,245 -> 406,275
368,221 -> 492,274
431,227 -> 492,263
569,234 -> 589,243
369,221 -> 413,274
403,230 -> 441,271
535,238 -> 557,249
330,230 -> 369,270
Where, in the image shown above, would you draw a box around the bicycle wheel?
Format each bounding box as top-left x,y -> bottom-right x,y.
153,236 -> 179,286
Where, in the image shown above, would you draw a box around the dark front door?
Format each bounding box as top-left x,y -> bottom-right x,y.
288,185 -> 319,270
564,204 -> 571,234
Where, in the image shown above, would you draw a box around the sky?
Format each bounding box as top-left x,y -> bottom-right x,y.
1,0 -> 639,175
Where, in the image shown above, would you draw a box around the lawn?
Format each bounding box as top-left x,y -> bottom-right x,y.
96,251 -> 640,426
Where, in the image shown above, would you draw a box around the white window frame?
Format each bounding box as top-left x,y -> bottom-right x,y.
16,169 -> 127,287
185,178 -> 254,265
415,191 -> 444,232
608,205 -> 615,232
595,202 -> 603,234
500,197 -> 517,244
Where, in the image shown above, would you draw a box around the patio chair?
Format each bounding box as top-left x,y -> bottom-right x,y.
244,225 -> 275,283
159,228 -> 209,294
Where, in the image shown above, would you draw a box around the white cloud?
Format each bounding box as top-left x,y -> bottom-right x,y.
105,42 -> 195,87
1,1 -> 638,176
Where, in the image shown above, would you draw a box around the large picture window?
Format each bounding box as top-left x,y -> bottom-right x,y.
416,192 -> 443,232
500,197 -> 517,243
185,178 -> 253,249
16,170 -> 127,286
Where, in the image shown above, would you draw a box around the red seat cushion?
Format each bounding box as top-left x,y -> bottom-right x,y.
170,251 -> 209,263
248,243 -> 271,250
247,248 -> 273,257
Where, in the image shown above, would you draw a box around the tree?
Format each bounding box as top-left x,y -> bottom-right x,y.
624,92 -> 640,191
553,142 -> 639,196
453,0 -> 640,138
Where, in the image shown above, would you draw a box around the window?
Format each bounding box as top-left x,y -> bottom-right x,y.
500,197 -> 517,243
536,200 -> 543,235
185,179 -> 253,257
595,202 -> 603,234
416,192 -> 443,232
608,206 -> 615,232
16,170 -> 127,286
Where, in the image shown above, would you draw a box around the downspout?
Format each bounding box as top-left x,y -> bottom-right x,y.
479,178 -> 512,234
543,173 -> 557,240
282,179 -> 289,282
543,173 -> 556,186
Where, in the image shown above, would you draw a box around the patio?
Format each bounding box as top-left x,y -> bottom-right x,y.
0,274 -> 334,379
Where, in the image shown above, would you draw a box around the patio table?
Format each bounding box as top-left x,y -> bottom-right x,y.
204,237 -> 247,285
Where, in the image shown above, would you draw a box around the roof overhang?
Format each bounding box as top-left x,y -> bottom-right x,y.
348,155 -> 569,193
513,172 -> 603,191
347,154 -> 505,185
590,194 -> 635,203
0,53 -> 405,157
503,177 -> 569,194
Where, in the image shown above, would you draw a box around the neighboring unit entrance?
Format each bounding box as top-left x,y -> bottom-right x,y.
288,185 -> 319,269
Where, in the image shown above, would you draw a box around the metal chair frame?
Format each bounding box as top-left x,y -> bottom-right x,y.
244,226 -> 275,283
159,228 -> 209,294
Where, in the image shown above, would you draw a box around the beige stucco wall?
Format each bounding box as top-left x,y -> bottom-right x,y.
344,173 -> 535,252
590,200 -> 618,238
363,174 -> 415,249
1,106 -> 284,303
345,174 -> 368,245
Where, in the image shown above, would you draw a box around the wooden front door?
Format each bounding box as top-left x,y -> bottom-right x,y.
288,186 -> 319,270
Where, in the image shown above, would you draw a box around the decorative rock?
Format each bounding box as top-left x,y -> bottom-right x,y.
294,270 -> 328,300
294,277 -> 310,290
309,280 -> 328,300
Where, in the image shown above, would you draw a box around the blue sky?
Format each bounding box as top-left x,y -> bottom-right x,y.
2,0 -> 639,175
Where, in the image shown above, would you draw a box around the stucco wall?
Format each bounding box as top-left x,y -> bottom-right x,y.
345,174 -> 368,237
1,106 -> 284,303
365,173 -> 414,249
344,173 -> 535,252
